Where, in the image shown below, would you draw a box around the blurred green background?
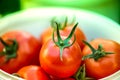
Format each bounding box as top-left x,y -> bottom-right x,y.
0,0 -> 119,24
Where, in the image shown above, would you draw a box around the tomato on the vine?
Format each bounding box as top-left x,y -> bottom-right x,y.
17,65 -> 50,80
40,22 -> 82,78
40,17 -> 86,49
0,30 -> 41,73
82,38 -> 120,79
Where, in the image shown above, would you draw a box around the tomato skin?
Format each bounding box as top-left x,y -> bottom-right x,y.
65,24 -> 86,50
51,76 -> 75,80
82,38 -> 120,79
63,78 -> 75,80
40,27 -> 53,45
0,30 -> 41,73
17,65 -> 50,80
40,24 -> 86,49
50,75 -> 75,80
40,37 -> 82,78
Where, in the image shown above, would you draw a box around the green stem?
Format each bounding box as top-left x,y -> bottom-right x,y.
62,16 -> 68,29
82,40 -> 113,61
74,64 -> 95,80
64,23 -> 78,43
55,22 -> 63,44
70,15 -> 76,25
51,17 -> 57,29
60,47 -> 64,61
0,38 -> 18,63
52,22 -> 78,61
51,17 -> 62,30
51,16 -> 76,30
82,40 -> 96,53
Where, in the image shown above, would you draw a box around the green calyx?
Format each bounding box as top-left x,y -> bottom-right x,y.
74,64 -> 95,80
51,16 -> 75,30
82,40 -> 113,61
0,38 -> 18,63
52,22 -> 78,60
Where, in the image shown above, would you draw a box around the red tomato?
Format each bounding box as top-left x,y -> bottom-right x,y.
0,30 -> 41,73
63,78 -> 75,80
82,38 -> 120,79
40,19 -> 86,50
40,23 -> 82,78
40,39 -> 81,78
51,76 -> 75,80
17,65 -> 50,80
50,75 -> 75,80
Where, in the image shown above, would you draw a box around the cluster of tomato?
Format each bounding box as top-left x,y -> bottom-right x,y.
0,17 -> 120,80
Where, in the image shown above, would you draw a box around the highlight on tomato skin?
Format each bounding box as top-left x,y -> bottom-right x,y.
17,65 -> 51,80
0,30 -> 41,74
82,38 -> 120,79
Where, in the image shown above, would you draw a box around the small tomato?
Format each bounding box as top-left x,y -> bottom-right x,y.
17,65 -> 50,80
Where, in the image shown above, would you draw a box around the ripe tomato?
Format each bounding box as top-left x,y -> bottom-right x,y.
63,78 -> 75,80
17,65 -> 50,80
40,23 -> 82,78
40,39 -> 81,78
40,18 -> 86,49
82,38 -> 120,79
50,76 -> 75,80
0,30 -> 41,73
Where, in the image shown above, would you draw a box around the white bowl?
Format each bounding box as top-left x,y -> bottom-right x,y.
0,7 -> 120,80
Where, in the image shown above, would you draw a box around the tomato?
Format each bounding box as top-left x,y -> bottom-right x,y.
17,65 -> 50,80
50,75 -> 75,80
82,38 -> 120,79
0,30 -> 41,73
40,17 -> 86,50
63,78 -> 75,80
40,23 -> 82,78
40,39 -> 81,78
50,76 -> 75,80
